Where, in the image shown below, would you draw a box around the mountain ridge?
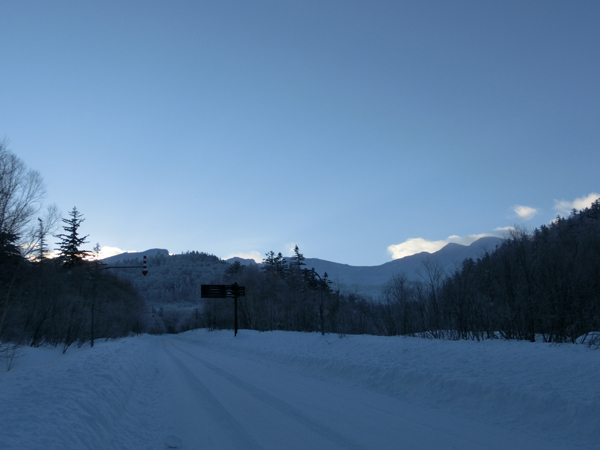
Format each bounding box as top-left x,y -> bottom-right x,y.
101,248 -> 169,264
289,237 -> 503,296
103,237 -> 504,298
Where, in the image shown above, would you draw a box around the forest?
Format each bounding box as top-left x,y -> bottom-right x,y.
190,207 -> 600,347
0,142 -> 145,357
2,140 -> 599,358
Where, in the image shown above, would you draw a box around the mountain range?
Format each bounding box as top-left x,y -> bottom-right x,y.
102,237 -> 503,298
298,237 -> 503,296
209,237 -> 503,297
102,248 -> 170,264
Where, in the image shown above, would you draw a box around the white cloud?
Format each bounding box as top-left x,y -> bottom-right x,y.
494,226 -> 516,233
47,250 -> 61,259
554,192 -> 600,215
387,238 -> 447,259
447,234 -> 493,246
387,194 -> 600,262
99,246 -> 130,259
387,233 -> 497,260
514,205 -> 538,220
225,251 -> 262,263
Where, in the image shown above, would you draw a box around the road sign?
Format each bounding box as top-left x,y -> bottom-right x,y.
227,284 -> 245,298
201,283 -> 246,336
201,285 -> 228,298
201,284 -> 246,298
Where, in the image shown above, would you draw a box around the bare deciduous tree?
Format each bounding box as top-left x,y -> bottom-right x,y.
0,141 -> 48,256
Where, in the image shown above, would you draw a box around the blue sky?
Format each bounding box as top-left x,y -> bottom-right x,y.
1,1 -> 599,266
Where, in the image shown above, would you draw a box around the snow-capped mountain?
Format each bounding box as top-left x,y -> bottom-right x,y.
103,237 -> 503,300
101,248 -> 169,264
306,237 -> 503,295
230,237 -> 504,297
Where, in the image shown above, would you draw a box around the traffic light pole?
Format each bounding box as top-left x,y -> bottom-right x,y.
90,256 -> 148,347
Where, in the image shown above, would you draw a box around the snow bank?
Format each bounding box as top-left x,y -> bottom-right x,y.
180,330 -> 600,447
0,339 -> 163,450
1,330 -> 598,449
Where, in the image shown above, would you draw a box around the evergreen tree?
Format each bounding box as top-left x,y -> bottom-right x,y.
262,251 -> 277,275
35,218 -> 49,261
322,271 -> 333,294
56,207 -> 89,267
274,252 -> 288,278
290,245 -> 306,271
0,230 -> 21,264
92,242 -> 101,260
225,260 -> 243,277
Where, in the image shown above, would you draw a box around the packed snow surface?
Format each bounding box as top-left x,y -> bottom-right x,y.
1,330 -> 598,449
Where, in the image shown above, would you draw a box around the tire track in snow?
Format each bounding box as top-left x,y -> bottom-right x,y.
169,342 -> 366,450
163,344 -> 263,450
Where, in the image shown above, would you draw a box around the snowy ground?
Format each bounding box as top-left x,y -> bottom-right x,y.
1,330 -> 598,449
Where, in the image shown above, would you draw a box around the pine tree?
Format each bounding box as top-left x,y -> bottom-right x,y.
35,218 -> 49,261
290,245 -> 306,271
56,207 -> 89,267
263,251 -> 289,279
274,252 -> 288,278
0,230 -> 20,263
262,251 -> 277,275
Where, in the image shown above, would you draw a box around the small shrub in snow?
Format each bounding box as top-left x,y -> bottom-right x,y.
0,341 -> 23,371
576,332 -> 600,348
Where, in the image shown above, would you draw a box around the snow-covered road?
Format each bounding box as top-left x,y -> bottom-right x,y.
1,330 -> 598,449
160,337 -> 565,450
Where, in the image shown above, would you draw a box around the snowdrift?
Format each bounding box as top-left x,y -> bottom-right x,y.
1,330 -> 598,449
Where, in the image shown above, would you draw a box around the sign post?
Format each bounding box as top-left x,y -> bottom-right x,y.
201,283 -> 246,336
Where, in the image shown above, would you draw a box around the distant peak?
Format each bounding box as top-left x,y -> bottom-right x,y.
101,248 -> 169,263
441,242 -> 463,250
468,236 -> 503,247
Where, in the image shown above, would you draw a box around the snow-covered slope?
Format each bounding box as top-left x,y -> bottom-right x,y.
303,237 -> 503,296
1,331 -> 597,449
104,251 -> 229,308
101,237 -> 503,300
101,248 -> 169,264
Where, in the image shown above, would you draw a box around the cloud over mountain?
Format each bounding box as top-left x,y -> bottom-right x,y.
387,233 -> 500,260
554,192 -> 600,215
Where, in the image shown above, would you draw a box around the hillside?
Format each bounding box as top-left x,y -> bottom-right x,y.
103,237 -> 504,307
101,248 -> 169,264
436,200 -> 600,343
299,237 -> 503,296
104,251 -> 229,310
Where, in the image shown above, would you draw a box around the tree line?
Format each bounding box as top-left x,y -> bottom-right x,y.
3,140 -> 598,349
196,205 -> 600,346
431,203 -> 600,343
1,142 -> 145,356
